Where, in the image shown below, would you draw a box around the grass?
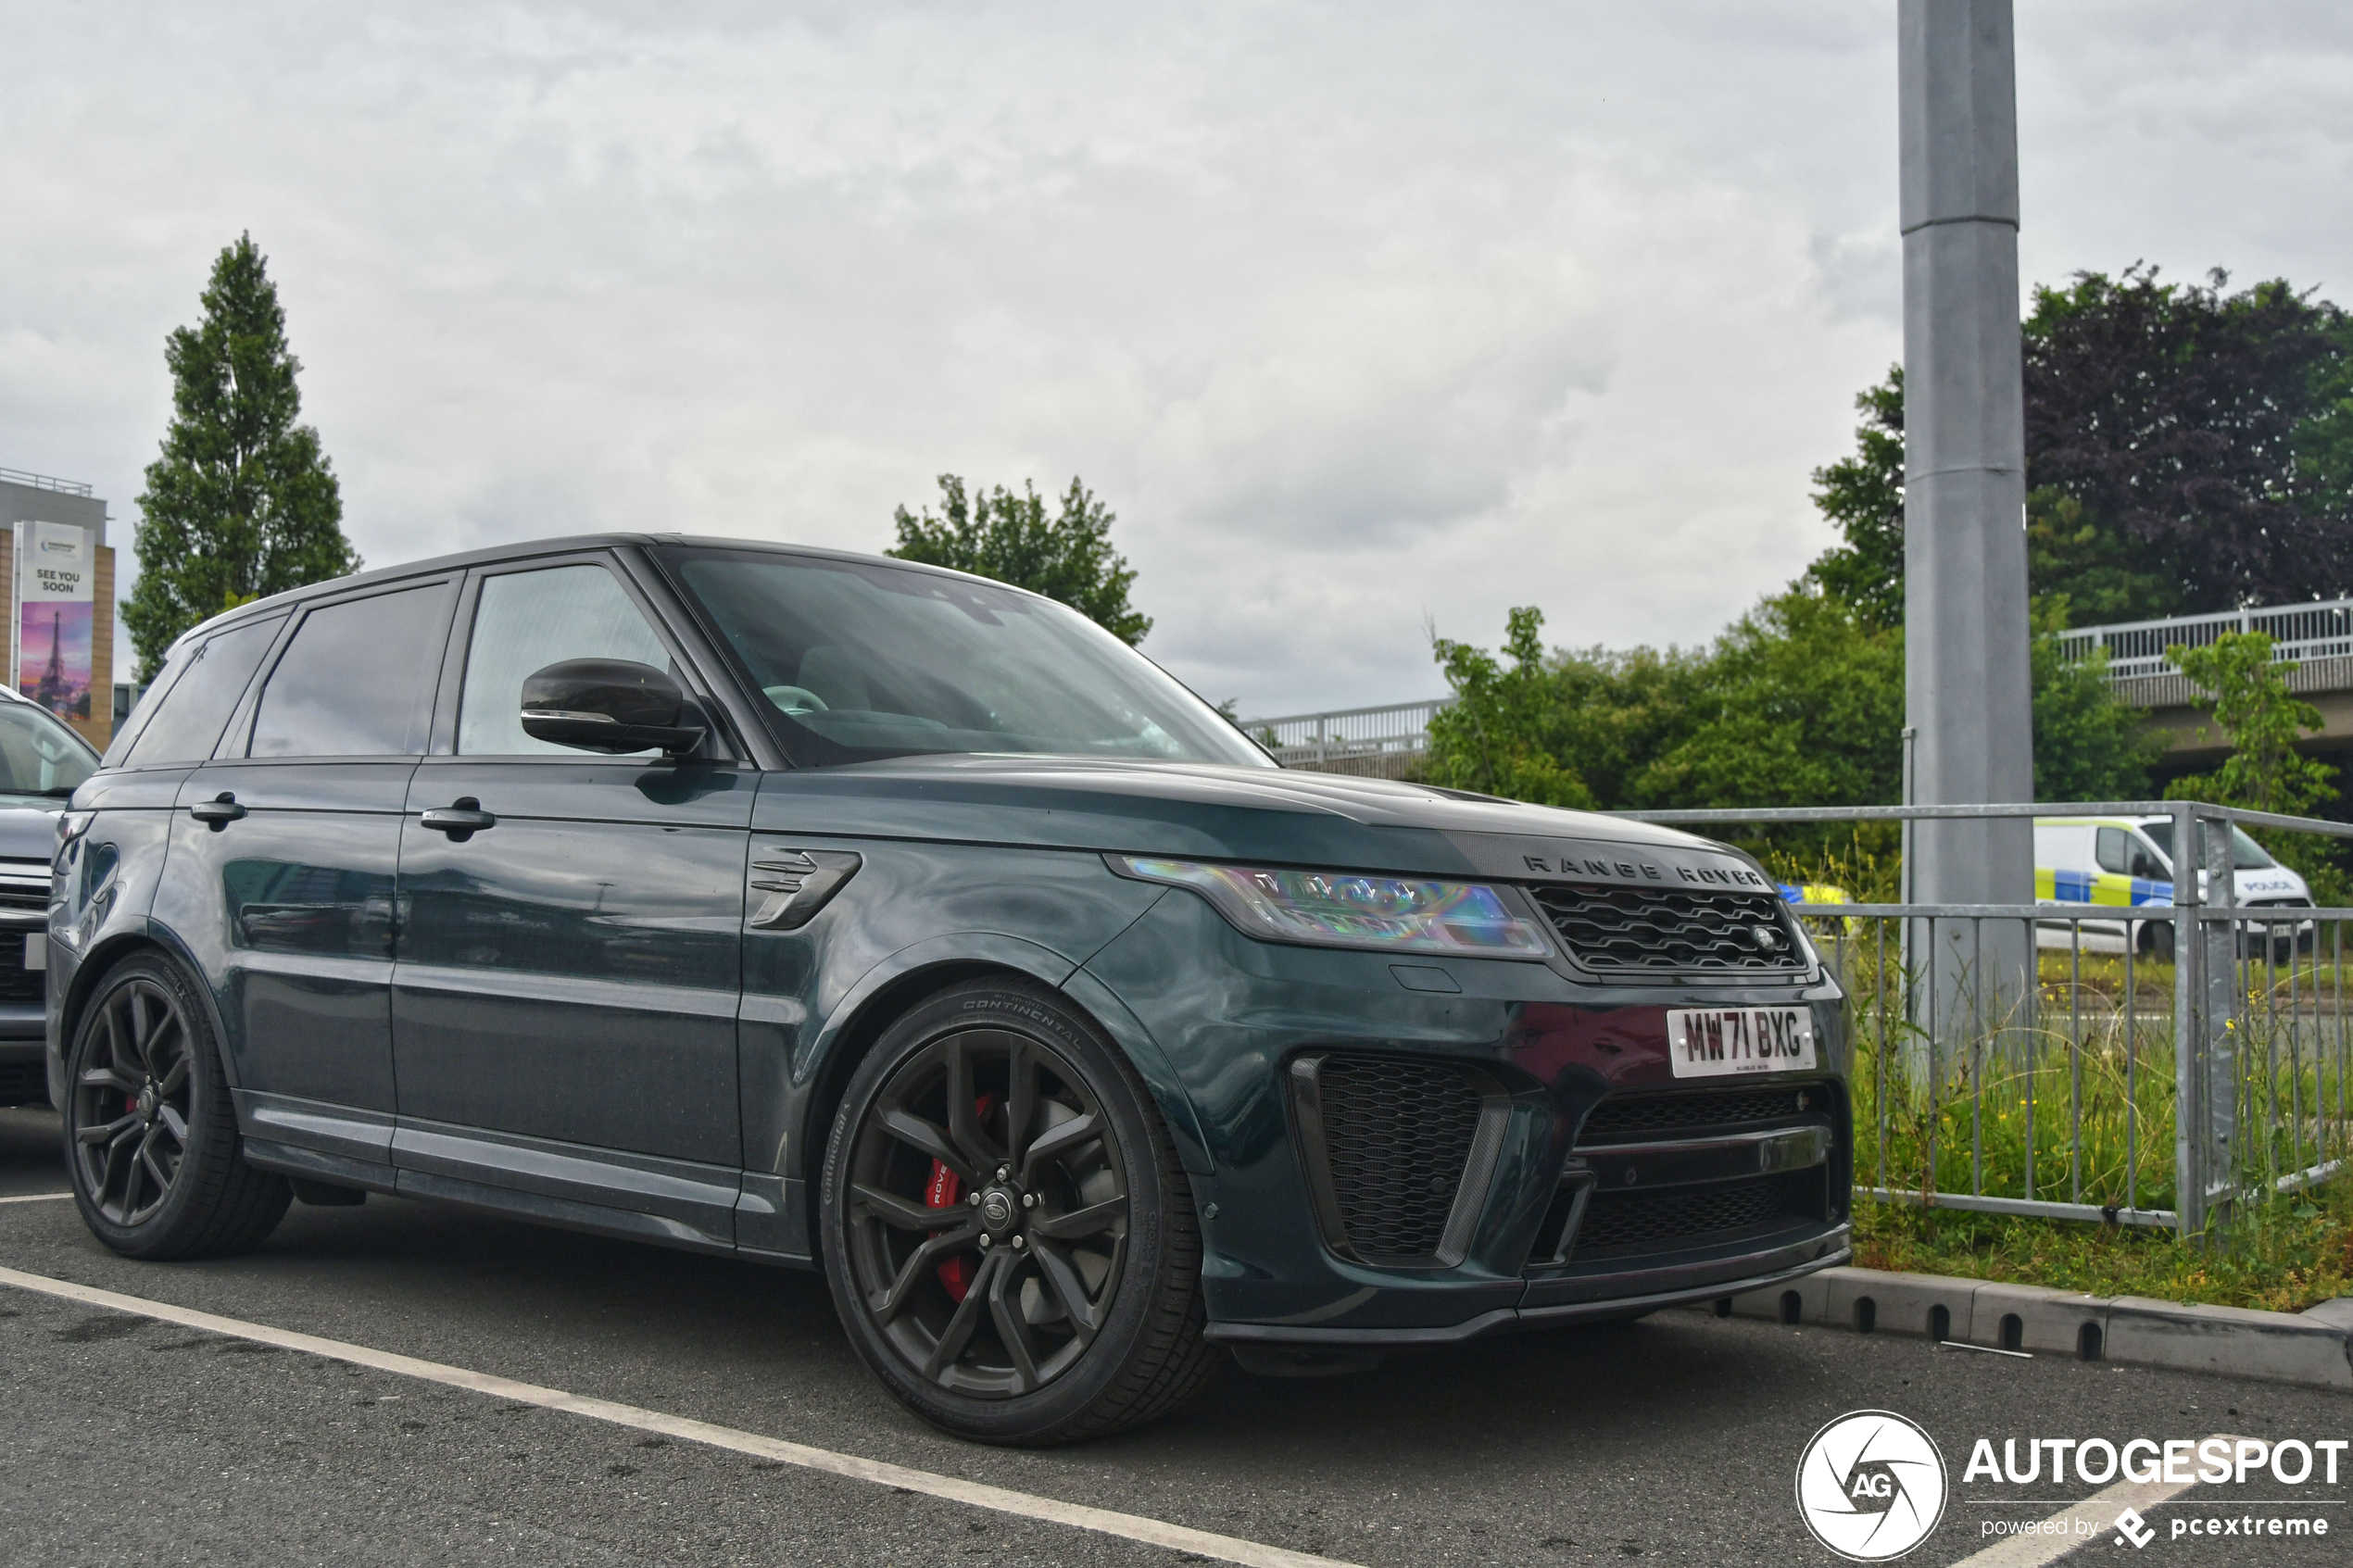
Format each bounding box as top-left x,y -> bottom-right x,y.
1852,1180 -> 2353,1313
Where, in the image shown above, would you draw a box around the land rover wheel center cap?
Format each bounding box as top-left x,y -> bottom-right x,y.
979,1187 -> 1018,1234
136,1082 -> 159,1123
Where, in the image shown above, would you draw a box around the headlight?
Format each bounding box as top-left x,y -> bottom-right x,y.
1112,856 -> 1553,960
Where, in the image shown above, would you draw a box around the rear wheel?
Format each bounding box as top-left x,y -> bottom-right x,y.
818,979 -> 1214,1445
62,952 -> 290,1260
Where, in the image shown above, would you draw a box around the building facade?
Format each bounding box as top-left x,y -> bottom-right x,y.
0,468 -> 118,753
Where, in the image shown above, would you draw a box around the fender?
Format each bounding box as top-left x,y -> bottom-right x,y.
759,924 -> 1216,1261
741,932 -> 1077,1261
54,917 -> 244,1098
1056,963 -> 1214,1177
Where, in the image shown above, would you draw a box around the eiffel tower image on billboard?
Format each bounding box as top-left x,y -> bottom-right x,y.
24,605 -> 88,719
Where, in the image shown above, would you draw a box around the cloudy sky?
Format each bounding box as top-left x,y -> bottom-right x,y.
5,3 -> 2351,714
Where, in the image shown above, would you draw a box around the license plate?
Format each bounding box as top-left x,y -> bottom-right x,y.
1667,1006 -> 1814,1078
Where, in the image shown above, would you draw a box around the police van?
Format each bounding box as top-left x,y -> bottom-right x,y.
2032,815 -> 2313,960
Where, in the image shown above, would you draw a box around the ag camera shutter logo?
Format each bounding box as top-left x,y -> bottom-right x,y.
1795,1410 -> 1948,1560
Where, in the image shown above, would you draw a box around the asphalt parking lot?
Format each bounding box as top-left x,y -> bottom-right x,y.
2,1104 -> 2345,1567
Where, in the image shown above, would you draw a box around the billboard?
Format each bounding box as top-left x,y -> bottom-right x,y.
13,521 -> 94,720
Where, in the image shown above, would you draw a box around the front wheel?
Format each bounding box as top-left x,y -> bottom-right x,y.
818,979 -> 1214,1445
62,951 -> 290,1260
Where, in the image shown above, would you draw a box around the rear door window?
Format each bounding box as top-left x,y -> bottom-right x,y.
121,616 -> 287,767
248,585 -> 452,759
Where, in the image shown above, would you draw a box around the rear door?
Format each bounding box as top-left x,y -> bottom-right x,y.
158,578 -> 457,1182
388,555 -> 751,1246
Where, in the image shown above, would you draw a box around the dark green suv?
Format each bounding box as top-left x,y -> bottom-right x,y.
50,535 -> 1851,1443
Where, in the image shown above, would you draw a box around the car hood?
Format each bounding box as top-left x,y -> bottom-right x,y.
0,802 -> 57,863
752,754 -> 1773,891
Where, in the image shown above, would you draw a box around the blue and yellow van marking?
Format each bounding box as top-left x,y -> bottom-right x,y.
2035,866 -> 2169,907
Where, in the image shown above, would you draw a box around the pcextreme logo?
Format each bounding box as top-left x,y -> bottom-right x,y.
1795,1411 -> 1949,1561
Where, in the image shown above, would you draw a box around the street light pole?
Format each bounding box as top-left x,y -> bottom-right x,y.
1900,0 -> 2035,1037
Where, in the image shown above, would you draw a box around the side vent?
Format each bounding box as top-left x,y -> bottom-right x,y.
1288,1052 -> 1511,1269
747,847 -> 862,930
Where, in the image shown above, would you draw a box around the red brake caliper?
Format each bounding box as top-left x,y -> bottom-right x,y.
926,1093 -> 997,1302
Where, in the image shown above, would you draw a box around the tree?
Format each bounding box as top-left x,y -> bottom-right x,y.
887,475 -> 1151,646
2161,632 -> 2337,817
1423,591 -> 2152,817
2025,267 -> 2353,619
1632,588 -> 1905,811
125,234 -> 360,681
1802,368 -> 1905,631
2029,601 -> 2161,802
1424,607 -> 1595,808
1805,267 -> 2353,628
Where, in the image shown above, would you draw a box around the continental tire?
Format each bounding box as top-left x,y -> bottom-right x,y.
62,951 -> 291,1261
819,978 -> 1214,1445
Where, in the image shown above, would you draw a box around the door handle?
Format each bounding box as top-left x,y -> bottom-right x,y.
188,793 -> 246,829
420,797 -> 497,840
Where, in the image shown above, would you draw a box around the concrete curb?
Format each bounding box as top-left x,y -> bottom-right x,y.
1689,1267 -> 2353,1392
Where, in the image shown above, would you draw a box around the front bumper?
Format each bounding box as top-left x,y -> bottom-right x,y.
1205,1241 -> 1853,1346
0,1003 -> 46,1105
1080,891 -> 1854,1345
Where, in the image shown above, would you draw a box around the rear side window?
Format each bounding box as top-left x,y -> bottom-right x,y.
122,616 -> 287,768
249,585 -> 450,758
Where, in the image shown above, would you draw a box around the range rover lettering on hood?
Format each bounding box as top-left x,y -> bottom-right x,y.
1443,831 -> 1772,892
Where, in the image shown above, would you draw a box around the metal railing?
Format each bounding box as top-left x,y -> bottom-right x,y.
1612,799 -> 2353,1237
1241,697 -> 1453,769
0,467 -> 94,497
2056,598 -> 2353,683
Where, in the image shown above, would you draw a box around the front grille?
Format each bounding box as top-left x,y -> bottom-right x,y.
1573,1169 -> 1823,1257
1306,1054 -> 1485,1264
0,859 -> 47,916
2246,897 -> 2312,909
1578,1083 -> 1831,1143
1529,883 -> 1806,975
0,931 -> 41,1003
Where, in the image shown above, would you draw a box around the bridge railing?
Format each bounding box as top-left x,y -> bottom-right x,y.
1240,696 -> 1453,771
2055,598 -> 2353,683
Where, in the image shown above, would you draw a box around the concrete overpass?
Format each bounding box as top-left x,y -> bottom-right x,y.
2057,598 -> 2353,768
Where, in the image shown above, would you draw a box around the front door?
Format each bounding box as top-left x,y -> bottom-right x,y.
157,579 -> 456,1179
389,558 -> 751,1243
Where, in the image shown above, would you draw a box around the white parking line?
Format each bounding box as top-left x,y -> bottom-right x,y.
0,1191 -> 72,1204
1946,1454 -> 2221,1566
0,1264 -> 1363,1568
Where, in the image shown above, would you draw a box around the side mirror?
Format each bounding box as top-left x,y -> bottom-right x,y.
520,659 -> 707,757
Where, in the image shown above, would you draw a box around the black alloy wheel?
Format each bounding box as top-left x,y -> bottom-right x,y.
63,952 -> 290,1260
820,980 -> 1214,1445
71,972 -> 194,1225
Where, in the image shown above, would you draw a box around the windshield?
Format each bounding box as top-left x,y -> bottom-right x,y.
2141,821 -> 2277,872
661,549 -> 1273,768
0,699 -> 96,797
